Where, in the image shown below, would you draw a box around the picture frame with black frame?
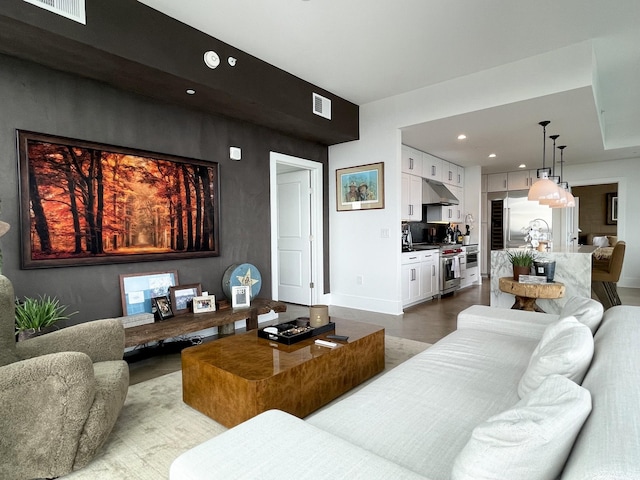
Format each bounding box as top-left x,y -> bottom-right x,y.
606,192 -> 618,225
193,294 -> 216,313
152,296 -> 174,321
169,283 -> 202,315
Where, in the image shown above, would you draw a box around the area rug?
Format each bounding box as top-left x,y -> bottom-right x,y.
62,335 -> 430,479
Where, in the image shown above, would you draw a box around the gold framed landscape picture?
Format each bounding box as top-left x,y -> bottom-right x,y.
336,162 -> 384,211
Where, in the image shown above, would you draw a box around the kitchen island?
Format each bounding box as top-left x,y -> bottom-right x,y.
490,245 -> 596,314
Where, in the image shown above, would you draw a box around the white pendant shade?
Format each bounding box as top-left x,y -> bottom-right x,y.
528,176 -> 561,202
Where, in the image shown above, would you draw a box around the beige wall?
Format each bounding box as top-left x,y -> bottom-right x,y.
572,183 -> 617,242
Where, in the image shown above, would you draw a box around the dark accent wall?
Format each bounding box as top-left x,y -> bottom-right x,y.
0,53 -> 328,324
0,0 -> 359,145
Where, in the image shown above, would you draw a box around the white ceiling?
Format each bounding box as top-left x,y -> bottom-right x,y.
140,0 -> 640,173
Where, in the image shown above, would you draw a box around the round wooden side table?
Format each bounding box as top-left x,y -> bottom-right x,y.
498,277 -> 565,313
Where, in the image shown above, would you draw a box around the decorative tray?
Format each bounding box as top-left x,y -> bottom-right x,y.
257,317 -> 335,345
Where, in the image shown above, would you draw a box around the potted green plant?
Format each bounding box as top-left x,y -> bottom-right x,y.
506,249 -> 536,281
15,295 -> 78,341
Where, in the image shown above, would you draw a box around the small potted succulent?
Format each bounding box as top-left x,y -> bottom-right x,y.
15,294 -> 78,341
506,250 -> 536,281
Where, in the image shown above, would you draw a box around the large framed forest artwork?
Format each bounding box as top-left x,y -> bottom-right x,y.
17,131 -> 220,269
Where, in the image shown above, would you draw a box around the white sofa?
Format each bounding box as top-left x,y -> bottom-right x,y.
170,299 -> 640,479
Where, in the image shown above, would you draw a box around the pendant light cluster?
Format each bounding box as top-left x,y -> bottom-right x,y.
527,121 -> 576,208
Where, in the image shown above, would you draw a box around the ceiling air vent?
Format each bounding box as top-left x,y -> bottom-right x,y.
23,0 -> 86,25
312,93 -> 331,120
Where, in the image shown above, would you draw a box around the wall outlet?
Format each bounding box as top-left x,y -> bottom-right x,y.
380,228 -> 390,238
356,275 -> 364,285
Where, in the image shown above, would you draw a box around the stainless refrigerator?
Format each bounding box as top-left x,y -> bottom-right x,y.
489,190 -> 552,249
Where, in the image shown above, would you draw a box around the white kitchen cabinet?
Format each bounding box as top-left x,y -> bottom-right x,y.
459,253 -> 468,287
401,173 -> 422,221
426,204 -> 455,223
401,146 -> 423,176
487,172 -> 508,192
402,252 -> 422,306
451,185 -> 464,223
422,153 -> 442,182
455,165 -> 465,188
464,266 -> 479,287
419,250 -> 439,299
442,160 -> 456,185
507,169 -> 537,190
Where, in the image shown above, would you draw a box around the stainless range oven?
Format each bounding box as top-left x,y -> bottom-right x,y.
465,245 -> 479,269
440,246 -> 463,295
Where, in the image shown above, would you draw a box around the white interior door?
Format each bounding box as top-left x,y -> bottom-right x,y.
277,170 -> 312,305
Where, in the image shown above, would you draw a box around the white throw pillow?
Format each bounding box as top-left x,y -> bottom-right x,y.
592,235 -> 610,247
451,375 -> 592,480
517,316 -> 594,398
559,296 -> 604,334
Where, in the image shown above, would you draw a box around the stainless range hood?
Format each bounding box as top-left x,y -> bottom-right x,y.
422,179 -> 459,206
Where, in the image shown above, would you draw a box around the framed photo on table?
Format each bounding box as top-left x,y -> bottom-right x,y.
231,285 -> 250,308
193,295 -> 216,313
336,162 -> 384,211
169,283 -> 202,314
119,270 -> 178,316
152,296 -> 174,320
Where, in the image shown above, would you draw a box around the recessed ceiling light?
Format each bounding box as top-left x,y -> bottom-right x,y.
457,134 -> 467,140
186,89 -> 196,95
488,153 -> 496,158
518,163 -> 527,169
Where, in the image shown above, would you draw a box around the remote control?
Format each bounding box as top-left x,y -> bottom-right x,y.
326,334 -> 349,341
314,339 -> 338,348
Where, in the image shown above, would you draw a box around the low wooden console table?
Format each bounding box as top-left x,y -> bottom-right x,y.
499,277 -> 565,313
124,298 -> 286,348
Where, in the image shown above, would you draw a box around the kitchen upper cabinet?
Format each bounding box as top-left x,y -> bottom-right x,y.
401,173 -> 422,221
487,173 -> 508,192
442,160 -> 456,185
422,153 -> 442,182
507,170 -> 537,190
455,165 -> 465,187
401,146 -> 423,176
426,204 -> 455,223
451,185 -> 464,223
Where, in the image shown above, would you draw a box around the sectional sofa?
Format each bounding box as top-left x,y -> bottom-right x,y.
170,297 -> 640,479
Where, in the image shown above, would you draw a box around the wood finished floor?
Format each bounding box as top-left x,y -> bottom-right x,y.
128,282 -> 640,385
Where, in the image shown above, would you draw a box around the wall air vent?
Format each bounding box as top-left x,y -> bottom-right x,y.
312,93 -> 331,120
23,0 -> 86,25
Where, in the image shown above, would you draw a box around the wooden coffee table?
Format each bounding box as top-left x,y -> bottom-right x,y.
181,318 -> 385,427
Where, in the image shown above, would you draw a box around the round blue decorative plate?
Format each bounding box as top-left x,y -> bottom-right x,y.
222,263 -> 262,300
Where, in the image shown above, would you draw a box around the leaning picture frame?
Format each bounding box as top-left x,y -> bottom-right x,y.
169,283 -> 202,315
193,294 -> 216,313
152,296 -> 174,320
119,270 -> 178,316
336,162 -> 384,211
231,285 -> 250,308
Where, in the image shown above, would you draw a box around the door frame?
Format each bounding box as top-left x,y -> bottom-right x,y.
270,152 -> 325,305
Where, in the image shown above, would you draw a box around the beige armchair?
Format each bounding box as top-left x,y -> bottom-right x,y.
0,274 -> 129,480
592,241 -> 626,310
